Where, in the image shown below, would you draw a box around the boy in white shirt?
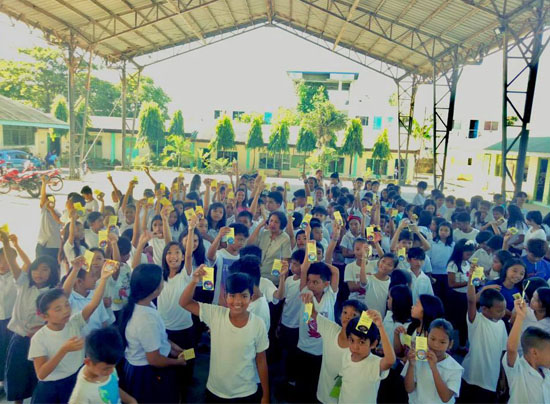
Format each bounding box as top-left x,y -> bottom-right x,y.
69,327 -> 135,404
338,310 -> 395,403
180,269 -> 270,403
412,181 -> 428,206
503,299 -> 550,404
81,186 -> 99,214
453,212 -> 479,243
407,247 -> 434,304
470,232 -> 501,276
460,272 -> 507,403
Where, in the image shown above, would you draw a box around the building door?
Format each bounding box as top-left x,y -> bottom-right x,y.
535,158 -> 548,202
47,135 -> 61,155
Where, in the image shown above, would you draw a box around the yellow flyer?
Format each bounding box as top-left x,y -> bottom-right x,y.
73,202 -> 85,216
512,292 -> 522,301
334,211 -> 343,226
224,227 -> 235,245
160,183 -> 166,191
390,208 -> 398,218
470,267 -> 485,286
147,197 -> 155,205
195,205 -> 204,217
94,189 -> 102,196
0,224 -> 9,234
98,230 -> 109,249
132,176 -> 138,183
202,267 -> 214,291
102,259 -> 119,274
184,208 -> 196,221
228,191 -> 235,199
398,247 -> 407,261
211,179 -> 217,189
366,226 -> 374,241
302,213 -> 312,228
179,348 -> 195,360
415,336 -> 428,361
307,196 -> 314,206
285,183 -> 290,191
84,250 -> 95,272
303,302 -> 313,323
403,334 -> 412,347
160,197 -> 171,207
307,240 -> 317,262
356,311 -> 372,333
287,202 -> 295,211
272,259 -> 282,277
108,215 -> 118,230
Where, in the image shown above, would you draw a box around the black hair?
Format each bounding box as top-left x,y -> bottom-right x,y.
395,198 -> 408,208
456,212 -> 471,223
534,287 -> 550,319
408,294 -> 445,336
341,299 -> 367,317
389,269 -> 412,289
60,221 -> 89,265
311,206 -> 328,216
291,249 -> 306,263
521,326 -> 550,353
417,210 -> 432,228
492,205 -> 505,216
417,181 -> 427,190
161,241 -> 184,281
407,247 -> 425,261
117,237 -> 132,256
225,272 -> 254,295
29,255 -> 60,288
292,212 -> 303,229
330,172 -> 339,179
121,228 -> 133,241
237,210 -> 253,222
80,185 -> 93,195
186,191 -> 202,207
476,231 -> 493,245
448,239 -> 475,273
353,238 -> 368,249
230,222 -> 249,238
294,189 -> 306,199
267,191 -> 283,206
523,277 -> 548,302
178,228 -> 206,268
86,326 -> 124,365
207,202 -> 226,231
526,210 -> 543,225
498,258 -> 526,290
87,211 -> 103,227
527,238 -> 548,258
268,211 -> 287,230
346,316 -> 380,344
150,214 -> 162,231
507,205 -> 525,229
390,285 -> 412,324
36,288 -> 65,314
479,288 -> 505,309
240,245 -> 262,260
68,192 -> 86,206
398,230 -> 413,242
428,318 -> 453,339
118,264 -> 163,347
486,235 -> 504,251
330,186 -> 341,200
190,174 -> 201,193
228,255 -> 261,286
307,262 -> 331,282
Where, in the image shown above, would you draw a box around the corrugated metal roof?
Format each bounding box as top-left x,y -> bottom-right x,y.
0,95 -> 69,129
0,0 -> 546,79
485,136 -> 550,154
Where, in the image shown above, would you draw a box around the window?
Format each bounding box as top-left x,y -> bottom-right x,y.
366,159 -> 388,176
232,111 -> 244,120
358,116 -> 369,126
216,150 -> 238,162
259,153 -> 290,171
373,116 -> 382,130
386,117 -> 394,124
483,121 -> 499,131
324,157 -> 344,174
214,110 -> 222,119
3,125 -> 35,146
468,120 -> 479,138
291,154 -> 306,169
467,157 -> 473,166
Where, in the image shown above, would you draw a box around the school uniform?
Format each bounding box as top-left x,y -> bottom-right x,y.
486,280 -> 520,312
248,295 -> 270,331
446,261 -> 470,346
502,353 -> 550,403
470,248 -> 492,274
279,276 -> 301,384
63,240 -> 87,266
340,231 -> 360,264
316,315 -> 347,404
69,290 -> 112,337
412,193 -> 426,206
339,351 -> 390,403
105,263 -> 131,322
123,303 -> 178,403
259,277 -> 279,304
28,313 -> 86,403
428,240 -> 454,300
382,311 -> 410,347
5,273 -> 51,401
149,237 -> 166,267
409,269 -> 434,304
84,229 -> 100,249
461,313 -> 507,402
0,271 -> 16,384
36,205 -> 62,260
84,199 -> 99,214
453,228 -> 479,243
401,355 -> 463,403
69,367 -> 121,404
209,249 -> 240,305
522,255 -> 550,280
199,303 -> 269,401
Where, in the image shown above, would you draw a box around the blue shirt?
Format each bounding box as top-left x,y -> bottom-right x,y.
522,256 -> 550,280
487,280 -> 520,311
428,240 -> 455,275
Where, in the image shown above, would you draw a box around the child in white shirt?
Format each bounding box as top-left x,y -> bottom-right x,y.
180,269 -> 270,402
69,327 -> 135,404
338,310 -> 395,403
407,247 -> 434,304
84,212 -> 104,249
402,319 -> 464,403
29,259 -> 112,403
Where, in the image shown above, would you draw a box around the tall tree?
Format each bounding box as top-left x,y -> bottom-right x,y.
340,119 -> 364,175
138,101 -> 165,155
302,89 -> 347,147
372,129 -> 392,176
296,125 -> 316,174
268,120 -> 290,174
168,110 -> 184,135
162,134 -> 193,167
212,115 -> 236,152
50,95 -> 68,141
117,76 -> 171,119
246,116 -> 264,169
295,80 -> 329,114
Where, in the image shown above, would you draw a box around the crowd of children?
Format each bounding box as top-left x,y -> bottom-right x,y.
1,166 -> 550,403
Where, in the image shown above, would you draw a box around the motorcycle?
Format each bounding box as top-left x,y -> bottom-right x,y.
32,168 -> 64,192
0,168 -> 41,198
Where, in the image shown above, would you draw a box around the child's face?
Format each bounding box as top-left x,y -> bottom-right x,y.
316,248 -> 323,262
425,205 -> 435,214
225,290 -> 251,314
315,189 -> 324,200
435,197 -> 444,207
531,291 -> 544,312
266,197 -> 279,212
124,207 -> 136,223
313,213 -> 326,222
445,200 -> 455,208
182,234 -> 199,252
228,234 -> 246,253
31,263 -> 52,287
82,193 -> 93,201
152,219 -> 163,236
417,186 -> 424,194
349,219 -> 360,236
91,217 -> 104,232
493,210 -> 503,220
411,299 -> 423,320
43,295 -> 71,325
210,207 -> 224,222
527,251 -> 542,263
398,240 -> 413,250
348,333 -> 375,362
427,327 -> 451,356
296,233 -> 307,248
91,252 -> 105,275
174,204 -> 184,216
483,299 -> 506,321
378,257 -> 395,275
457,220 -> 469,232
290,259 -> 301,276
307,274 -> 329,295
492,256 -> 503,272
79,270 -> 100,291
85,359 -> 117,378
197,218 -> 208,235
225,203 -> 235,218
506,264 -> 525,285
529,343 -> 550,368
237,216 -> 252,229
340,306 -> 360,328
165,244 -> 183,268
168,211 -> 178,226
408,257 -> 424,271
312,227 -> 323,241
438,225 -> 450,240
296,197 -> 306,208
462,250 -> 474,262
236,190 -> 245,202
354,242 -> 367,260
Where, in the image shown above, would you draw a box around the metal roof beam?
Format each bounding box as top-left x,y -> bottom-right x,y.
165,0 -> 207,44
267,0 -> 273,23
366,0 -> 416,54
118,0 -> 172,44
332,0 -> 360,50
222,0 -> 237,25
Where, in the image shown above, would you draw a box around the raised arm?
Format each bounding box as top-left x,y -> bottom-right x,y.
131,231 -> 152,269
179,266 -> 206,316
286,212 -> 296,249
131,199 -> 144,248
248,177 -> 264,218
68,210 -> 77,245
467,269 -> 478,323
246,219 -> 266,246
0,232 -> 22,280
144,166 -> 158,187
184,216 -> 198,275
39,175 -> 48,208
390,219 -> 408,252
207,227 -> 230,262
121,179 -> 137,214
273,261 -> 289,300
203,179 -> 211,213
327,263 -> 340,293
81,265 -> 113,322
62,257 -> 83,296
325,221 -> 341,265
9,234 -> 31,271
371,310 -> 395,371
161,207 -> 172,244
108,233 -> 121,262
107,174 -> 121,202
506,299 -> 526,367
97,193 -> 105,215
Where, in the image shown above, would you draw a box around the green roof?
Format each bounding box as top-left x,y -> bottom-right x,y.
485,137 -> 550,154
0,95 -> 69,129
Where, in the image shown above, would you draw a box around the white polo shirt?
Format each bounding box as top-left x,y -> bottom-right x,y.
502,353 -> 550,403
339,351 -> 389,403
158,271 -> 193,331
281,276 -> 302,329
0,271 -> 16,320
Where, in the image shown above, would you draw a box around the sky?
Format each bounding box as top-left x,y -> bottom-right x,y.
0,13 -> 549,135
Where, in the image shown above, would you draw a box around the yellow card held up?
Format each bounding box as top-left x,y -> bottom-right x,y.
102,259 -> 119,274
0,224 -> 9,235
195,205 -> 204,217
184,208 -> 196,221
73,202 -> 85,216
366,226 -> 374,241
334,211 -> 343,226
160,197 -> 171,207
287,202 -> 295,211
202,267 -> 214,291
307,196 -> 314,206
415,336 -> 428,361
302,213 -> 312,226
228,191 -> 235,199
403,334 -> 412,347
147,197 -> 155,205
513,292 -> 522,301
470,267 -> 485,286
94,189 -> 102,196
211,179 -> 217,189
98,230 -> 109,249
179,348 -> 196,361
390,208 -> 398,218
398,247 -> 407,261
285,183 -> 291,191
108,215 -> 118,227
509,227 -> 518,235
224,227 -> 235,245
303,302 -> 313,323
84,250 -> 95,272
356,311 -> 372,333
307,240 -> 317,262
133,176 -> 138,183
470,257 -> 478,265
272,259 -> 282,277
160,183 -> 166,191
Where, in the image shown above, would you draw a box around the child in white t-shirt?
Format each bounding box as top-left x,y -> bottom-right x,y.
460,271 -> 507,402
407,247 -> 434,304
402,319 -> 464,404
84,212 -> 104,249
69,327 -> 135,404
29,259 -> 112,403
180,268 -> 270,402
338,310 -> 395,403
502,299 -> 550,403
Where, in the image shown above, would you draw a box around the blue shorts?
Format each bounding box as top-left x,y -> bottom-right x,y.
31,371 -> 78,404
5,334 -> 37,401
0,318 -> 12,382
122,362 -> 178,403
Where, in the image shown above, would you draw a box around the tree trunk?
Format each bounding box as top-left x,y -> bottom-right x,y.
252,148 -> 256,171
349,154 -> 353,175
303,153 -> 307,174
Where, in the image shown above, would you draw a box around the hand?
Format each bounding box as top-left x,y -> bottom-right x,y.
300,291 -> 314,304
426,350 -> 438,369
161,205 -> 172,219
409,223 -> 418,233
62,337 -> 85,353
192,265 -> 206,283
394,325 -> 406,335
136,198 -> 146,209
514,298 -> 527,319
143,166 -> 150,174
8,234 -> 18,245
188,214 -> 198,229
0,231 -> 9,243
71,256 -> 86,270
219,227 -> 231,238
170,342 -> 183,358
139,231 -> 153,245
407,348 -> 416,364
399,219 -> 410,229
367,309 -> 382,327
304,222 -> 311,238
261,394 -> 269,404
100,263 -> 117,279
41,175 -> 47,184
103,297 -> 112,308
176,356 -> 187,366
280,260 -> 289,278
96,193 -> 104,202
107,233 -> 119,245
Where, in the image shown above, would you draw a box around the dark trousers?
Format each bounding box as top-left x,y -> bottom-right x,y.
166,326 -> 196,400
204,385 -> 262,403
278,324 -> 299,383
447,289 -> 468,347
5,334 -> 37,401
31,371 -> 78,404
295,349 -> 322,403
122,362 -> 178,404
432,274 -> 448,302
35,244 -> 59,261
0,318 -> 12,382
459,379 -> 497,403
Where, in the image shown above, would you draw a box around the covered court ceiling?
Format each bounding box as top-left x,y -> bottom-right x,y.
0,0 -> 548,79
